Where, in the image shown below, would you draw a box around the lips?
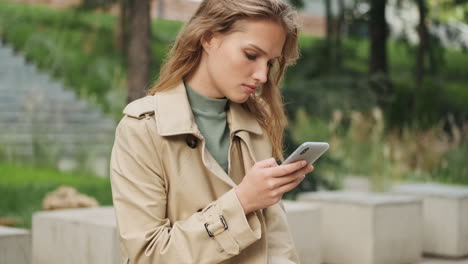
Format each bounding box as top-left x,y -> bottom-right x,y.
244,84 -> 257,89
243,84 -> 257,93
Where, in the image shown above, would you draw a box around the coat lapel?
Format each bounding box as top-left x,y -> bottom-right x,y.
153,81 -> 268,188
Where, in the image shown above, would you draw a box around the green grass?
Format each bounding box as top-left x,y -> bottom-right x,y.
0,163 -> 112,229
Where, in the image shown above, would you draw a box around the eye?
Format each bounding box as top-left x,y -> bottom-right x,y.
245,52 -> 274,68
245,52 -> 257,60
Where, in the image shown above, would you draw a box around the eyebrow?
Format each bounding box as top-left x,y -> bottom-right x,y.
246,44 -> 281,60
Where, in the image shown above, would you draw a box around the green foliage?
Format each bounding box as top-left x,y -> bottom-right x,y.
429,0 -> 468,23
0,0 -> 182,117
435,142 -> 468,184
287,0 -> 305,9
0,0 -> 467,198
283,111 -> 340,199
78,0 -> 116,11
0,163 -> 112,229
2,0 -> 467,125
287,107 -> 468,192
286,31 -> 468,128
283,77 -> 377,121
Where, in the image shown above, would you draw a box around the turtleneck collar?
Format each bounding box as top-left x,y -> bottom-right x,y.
184,81 -> 228,116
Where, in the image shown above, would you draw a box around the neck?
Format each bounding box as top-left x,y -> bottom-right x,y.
185,56 -> 224,99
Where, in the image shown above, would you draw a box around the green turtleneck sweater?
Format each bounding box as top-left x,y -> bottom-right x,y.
184,81 -> 230,173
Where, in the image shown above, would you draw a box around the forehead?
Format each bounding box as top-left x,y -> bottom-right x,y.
224,18 -> 286,58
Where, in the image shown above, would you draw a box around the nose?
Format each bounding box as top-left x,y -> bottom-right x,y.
252,62 -> 268,84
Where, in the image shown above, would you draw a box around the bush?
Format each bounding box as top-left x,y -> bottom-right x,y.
287,106 -> 468,192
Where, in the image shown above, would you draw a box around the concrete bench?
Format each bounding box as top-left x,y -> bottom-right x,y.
282,200 -> 321,264
298,191 -> 422,264
421,257 -> 468,263
0,226 -> 31,264
392,183 -> 468,258
32,206 -> 120,264
342,176 -> 371,192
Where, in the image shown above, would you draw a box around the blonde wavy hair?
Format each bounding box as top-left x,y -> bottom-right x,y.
148,0 -> 300,160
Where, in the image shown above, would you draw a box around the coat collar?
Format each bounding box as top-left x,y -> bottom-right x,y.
154,81 -> 263,137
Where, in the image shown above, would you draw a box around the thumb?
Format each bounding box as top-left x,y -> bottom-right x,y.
255,157 -> 278,168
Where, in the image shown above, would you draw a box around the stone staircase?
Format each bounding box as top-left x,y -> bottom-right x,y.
0,41 -> 116,177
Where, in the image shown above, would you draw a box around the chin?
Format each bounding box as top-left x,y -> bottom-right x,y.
229,95 -> 250,104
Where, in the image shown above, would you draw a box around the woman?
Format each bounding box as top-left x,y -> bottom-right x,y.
110,0 -> 314,263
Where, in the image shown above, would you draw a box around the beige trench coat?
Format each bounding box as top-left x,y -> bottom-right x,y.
110,82 -> 300,264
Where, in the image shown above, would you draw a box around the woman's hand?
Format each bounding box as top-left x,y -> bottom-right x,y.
235,158 -> 314,214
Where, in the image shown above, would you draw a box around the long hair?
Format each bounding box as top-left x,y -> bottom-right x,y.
147,0 -> 300,160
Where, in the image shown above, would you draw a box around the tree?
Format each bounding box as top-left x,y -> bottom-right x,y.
127,0 -> 152,103
78,0 -> 128,52
116,0 -> 130,53
78,0 -> 152,102
324,0 -> 333,71
335,0 -> 345,70
416,0 -> 429,87
369,0 -> 388,74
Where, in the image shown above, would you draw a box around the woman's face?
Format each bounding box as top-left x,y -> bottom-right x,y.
201,18 -> 286,103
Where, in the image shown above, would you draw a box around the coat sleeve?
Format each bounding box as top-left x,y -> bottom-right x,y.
110,116 -> 262,264
264,201 -> 301,263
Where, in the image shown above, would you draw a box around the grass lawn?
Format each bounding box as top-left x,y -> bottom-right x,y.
0,162 -> 112,229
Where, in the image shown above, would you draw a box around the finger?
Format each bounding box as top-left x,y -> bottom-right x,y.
273,165 -> 313,188
277,174 -> 305,194
272,172 -> 302,188
268,160 -> 307,177
255,157 -> 278,168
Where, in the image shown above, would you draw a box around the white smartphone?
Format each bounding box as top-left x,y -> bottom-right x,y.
281,142 -> 329,166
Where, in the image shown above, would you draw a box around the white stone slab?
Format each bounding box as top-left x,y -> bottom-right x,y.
342,176 -> 372,192
0,226 -> 31,264
421,257 -> 468,264
282,200 -> 321,264
32,206 -> 120,264
298,191 -> 423,264
393,183 -> 468,257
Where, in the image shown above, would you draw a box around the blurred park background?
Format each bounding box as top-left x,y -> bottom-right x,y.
0,0 -> 467,229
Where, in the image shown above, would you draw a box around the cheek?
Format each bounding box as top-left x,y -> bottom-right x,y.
212,47 -> 249,80
227,51 -> 247,72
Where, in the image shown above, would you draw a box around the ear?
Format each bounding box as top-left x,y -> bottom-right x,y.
200,31 -> 218,54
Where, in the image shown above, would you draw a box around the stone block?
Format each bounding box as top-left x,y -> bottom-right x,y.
282,200 -> 321,264
342,176 -> 371,192
298,191 -> 422,264
392,183 -> 468,257
32,207 -> 120,264
421,257 -> 468,263
0,226 -> 31,264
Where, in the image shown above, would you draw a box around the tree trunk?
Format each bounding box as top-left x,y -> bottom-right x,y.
369,0 -> 388,74
325,0 -> 333,40
416,0 -> 429,87
413,0 -> 431,118
324,0 -> 332,71
335,0 -> 345,70
115,0 -> 129,53
127,0 -> 152,103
